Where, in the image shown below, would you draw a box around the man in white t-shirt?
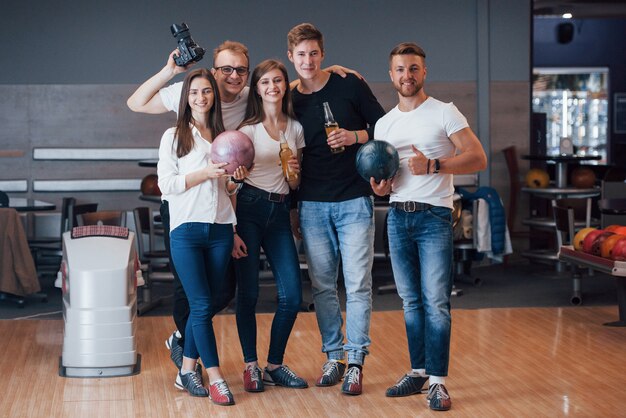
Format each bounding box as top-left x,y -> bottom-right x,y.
127,40 -> 361,376
371,42 -> 486,412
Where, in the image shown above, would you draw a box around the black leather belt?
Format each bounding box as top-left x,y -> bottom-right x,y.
241,183 -> 287,203
390,201 -> 433,212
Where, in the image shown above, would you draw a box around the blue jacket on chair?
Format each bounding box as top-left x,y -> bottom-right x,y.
456,187 -> 506,255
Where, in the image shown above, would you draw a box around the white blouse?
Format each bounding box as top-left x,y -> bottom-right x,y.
157,125 -> 236,233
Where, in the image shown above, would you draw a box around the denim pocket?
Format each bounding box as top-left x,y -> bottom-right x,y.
427,206 -> 453,226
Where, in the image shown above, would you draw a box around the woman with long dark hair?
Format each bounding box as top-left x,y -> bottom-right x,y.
157,68 -> 238,406
230,59 -> 307,392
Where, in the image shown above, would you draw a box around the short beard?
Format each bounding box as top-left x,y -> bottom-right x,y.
396,81 -> 422,97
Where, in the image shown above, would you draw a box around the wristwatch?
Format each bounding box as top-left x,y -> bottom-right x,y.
231,176 -> 244,184
433,159 -> 440,174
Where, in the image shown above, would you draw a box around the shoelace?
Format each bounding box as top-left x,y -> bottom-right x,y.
247,366 -> 261,381
429,384 -> 449,400
213,380 -> 231,396
395,375 -> 412,388
189,372 -> 203,388
345,367 -> 360,384
279,366 -> 298,379
187,372 -> 202,388
321,361 -> 339,375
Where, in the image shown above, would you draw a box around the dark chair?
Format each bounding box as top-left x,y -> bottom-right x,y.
552,200 -> 584,305
77,210 -> 125,227
133,207 -> 172,314
68,203 -> 99,230
0,190 -> 9,207
29,199 -> 97,275
28,197 -> 75,252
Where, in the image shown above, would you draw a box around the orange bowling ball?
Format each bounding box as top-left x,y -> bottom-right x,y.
600,234 -> 626,258
525,168 -> 550,188
612,238 -> 626,261
573,227 -> 596,251
605,225 -> 622,232
612,226 -> 626,236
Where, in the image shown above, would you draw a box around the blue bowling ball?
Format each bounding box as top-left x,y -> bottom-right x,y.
355,140 -> 400,183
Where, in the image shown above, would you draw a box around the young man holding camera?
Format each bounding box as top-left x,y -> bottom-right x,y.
127,41 -> 251,379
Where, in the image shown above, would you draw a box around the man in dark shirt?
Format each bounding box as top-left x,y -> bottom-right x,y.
287,22 -> 385,396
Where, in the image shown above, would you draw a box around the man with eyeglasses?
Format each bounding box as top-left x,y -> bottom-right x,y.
127,39 -> 361,382
127,41 -> 251,383
128,41 -> 251,129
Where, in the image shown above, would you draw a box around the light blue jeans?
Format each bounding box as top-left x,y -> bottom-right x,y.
387,205 -> 454,377
299,196 -> 374,365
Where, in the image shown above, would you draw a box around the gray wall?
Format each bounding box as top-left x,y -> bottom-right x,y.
1,0 -> 529,84
1,0 -> 531,230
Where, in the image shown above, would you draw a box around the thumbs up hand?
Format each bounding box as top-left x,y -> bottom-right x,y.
408,145 -> 430,175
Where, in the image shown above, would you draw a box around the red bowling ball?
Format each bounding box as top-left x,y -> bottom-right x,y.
209,130 -> 255,175
140,174 -> 161,196
590,231 -> 615,256
582,229 -> 605,254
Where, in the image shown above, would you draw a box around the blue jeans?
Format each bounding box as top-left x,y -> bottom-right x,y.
299,196 -> 374,365
387,206 -> 454,377
170,222 -> 233,368
234,186 -> 302,365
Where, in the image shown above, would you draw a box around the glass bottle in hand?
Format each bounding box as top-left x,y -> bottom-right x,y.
279,130 -> 298,181
323,102 -> 344,154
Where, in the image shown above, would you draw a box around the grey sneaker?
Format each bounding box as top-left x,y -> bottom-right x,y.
165,331 -> 183,370
386,374 -> 428,397
427,383 -> 452,411
315,360 -> 346,387
263,365 -> 308,389
175,371 -> 208,397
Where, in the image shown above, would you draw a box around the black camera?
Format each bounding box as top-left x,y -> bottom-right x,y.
171,22 -> 205,66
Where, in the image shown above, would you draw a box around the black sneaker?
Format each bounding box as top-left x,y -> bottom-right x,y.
263,365 -> 308,389
175,371 -> 208,397
165,331 -> 183,370
315,360 -> 346,387
386,374 -> 428,397
427,383 -> 452,411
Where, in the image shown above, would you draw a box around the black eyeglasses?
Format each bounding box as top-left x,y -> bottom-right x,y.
215,66 -> 249,76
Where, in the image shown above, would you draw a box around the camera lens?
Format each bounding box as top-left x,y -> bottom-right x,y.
170,23 -> 190,40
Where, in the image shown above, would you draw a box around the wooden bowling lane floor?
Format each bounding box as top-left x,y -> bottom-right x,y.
1,307 -> 624,417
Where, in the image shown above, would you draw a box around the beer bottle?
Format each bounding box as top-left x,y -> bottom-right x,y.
279,131 -> 297,181
323,102 -> 344,154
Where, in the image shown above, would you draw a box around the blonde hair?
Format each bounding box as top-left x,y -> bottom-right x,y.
213,41 -> 249,67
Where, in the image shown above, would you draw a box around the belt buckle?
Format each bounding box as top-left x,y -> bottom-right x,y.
268,192 -> 282,203
403,201 -> 416,212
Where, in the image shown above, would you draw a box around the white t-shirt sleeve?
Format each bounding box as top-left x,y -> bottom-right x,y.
159,82 -> 184,114
293,120 -> 306,150
443,102 -> 469,137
